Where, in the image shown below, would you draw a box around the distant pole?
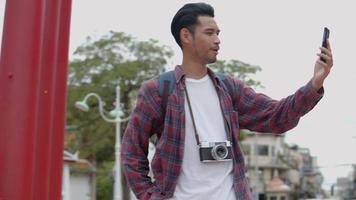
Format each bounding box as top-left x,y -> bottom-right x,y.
114,86 -> 122,200
253,132 -> 259,199
62,164 -> 71,200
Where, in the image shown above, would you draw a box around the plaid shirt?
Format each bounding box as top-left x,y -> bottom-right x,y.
121,66 -> 323,200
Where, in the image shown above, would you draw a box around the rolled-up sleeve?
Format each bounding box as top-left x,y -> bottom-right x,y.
234,79 -> 323,133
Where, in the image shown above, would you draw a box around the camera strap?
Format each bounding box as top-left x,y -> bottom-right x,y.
184,81 -> 231,146
184,85 -> 201,145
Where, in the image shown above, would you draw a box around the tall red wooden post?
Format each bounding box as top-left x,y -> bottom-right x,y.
0,0 -> 72,199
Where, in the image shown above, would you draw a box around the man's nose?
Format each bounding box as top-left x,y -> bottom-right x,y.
214,35 -> 221,44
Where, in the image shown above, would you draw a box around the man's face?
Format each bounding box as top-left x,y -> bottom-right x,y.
189,16 -> 221,64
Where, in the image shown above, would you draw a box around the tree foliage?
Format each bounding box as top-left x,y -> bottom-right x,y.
209,59 -> 262,89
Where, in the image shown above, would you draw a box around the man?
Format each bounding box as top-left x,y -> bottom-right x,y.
121,3 -> 333,200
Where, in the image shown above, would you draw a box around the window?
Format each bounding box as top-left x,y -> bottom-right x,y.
280,196 -> 286,200
241,144 -> 250,156
258,145 -> 269,156
270,196 -> 277,200
271,146 -> 275,157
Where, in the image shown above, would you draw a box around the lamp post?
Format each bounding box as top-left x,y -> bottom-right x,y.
75,86 -> 128,200
253,132 -> 259,200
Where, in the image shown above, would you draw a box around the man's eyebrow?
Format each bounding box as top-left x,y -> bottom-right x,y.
204,28 -> 221,33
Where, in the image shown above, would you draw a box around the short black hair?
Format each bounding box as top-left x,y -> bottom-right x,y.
171,3 -> 214,48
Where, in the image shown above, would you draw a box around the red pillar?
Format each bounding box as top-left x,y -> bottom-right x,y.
0,0 -> 72,199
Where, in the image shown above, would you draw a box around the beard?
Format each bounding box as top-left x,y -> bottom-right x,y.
205,54 -> 217,64
206,58 -> 216,64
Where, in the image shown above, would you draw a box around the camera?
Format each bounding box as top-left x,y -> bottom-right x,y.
199,141 -> 232,162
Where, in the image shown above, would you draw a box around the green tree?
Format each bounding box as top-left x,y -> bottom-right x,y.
209,59 -> 262,88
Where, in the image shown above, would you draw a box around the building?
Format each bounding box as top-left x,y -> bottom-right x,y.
294,147 -> 324,198
241,131 -> 325,199
241,131 -> 290,199
265,170 -> 293,200
335,165 -> 356,200
62,151 -> 96,200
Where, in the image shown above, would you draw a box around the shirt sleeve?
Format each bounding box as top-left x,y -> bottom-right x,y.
121,79 -> 162,200
233,79 -> 324,133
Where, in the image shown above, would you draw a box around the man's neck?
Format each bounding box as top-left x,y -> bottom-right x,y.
181,60 -> 208,80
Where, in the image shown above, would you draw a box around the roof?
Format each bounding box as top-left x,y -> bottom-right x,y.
265,177 -> 292,193
63,151 -> 96,173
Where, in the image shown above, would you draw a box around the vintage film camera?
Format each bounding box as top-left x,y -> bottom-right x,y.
199,141 -> 232,162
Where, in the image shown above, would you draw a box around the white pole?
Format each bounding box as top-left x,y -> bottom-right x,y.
62,163 -> 71,200
114,86 -> 122,200
253,132 -> 259,200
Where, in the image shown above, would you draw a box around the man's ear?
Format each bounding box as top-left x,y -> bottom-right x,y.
180,28 -> 193,46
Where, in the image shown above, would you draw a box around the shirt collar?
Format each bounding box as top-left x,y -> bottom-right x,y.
173,65 -> 223,87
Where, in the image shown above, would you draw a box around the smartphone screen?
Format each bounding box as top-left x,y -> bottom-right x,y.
321,27 -> 330,62
322,27 -> 330,48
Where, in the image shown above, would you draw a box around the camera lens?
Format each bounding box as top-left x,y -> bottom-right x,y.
211,144 -> 228,160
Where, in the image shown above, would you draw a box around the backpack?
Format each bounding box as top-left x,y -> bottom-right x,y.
158,70 -> 234,119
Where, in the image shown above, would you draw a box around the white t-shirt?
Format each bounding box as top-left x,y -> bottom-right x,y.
170,75 -> 236,200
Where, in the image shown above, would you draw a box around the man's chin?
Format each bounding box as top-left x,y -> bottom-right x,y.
207,58 -> 217,64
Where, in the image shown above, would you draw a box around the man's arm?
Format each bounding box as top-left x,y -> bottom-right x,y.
121,80 -> 161,200
234,41 -> 333,134
234,79 -> 323,133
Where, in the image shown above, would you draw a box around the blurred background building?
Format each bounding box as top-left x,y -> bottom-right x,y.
335,164 -> 356,200
241,131 -> 325,199
62,151 -> 96,200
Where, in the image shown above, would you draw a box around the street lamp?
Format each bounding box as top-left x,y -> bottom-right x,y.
75,86 -> 128,200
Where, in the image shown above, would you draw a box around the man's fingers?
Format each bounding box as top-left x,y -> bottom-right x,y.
316,53 -> 333,67
319,47 -> 333,65
317,53 -> 331,61
316,59 -> 325,65
319,47 -> 332,57
327,39 -> 332,51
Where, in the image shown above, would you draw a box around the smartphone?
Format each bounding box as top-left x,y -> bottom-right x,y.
321,27 -> 330,62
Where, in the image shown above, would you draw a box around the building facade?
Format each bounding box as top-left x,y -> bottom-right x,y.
62,151 -> 96,200
241,131 -> 325,200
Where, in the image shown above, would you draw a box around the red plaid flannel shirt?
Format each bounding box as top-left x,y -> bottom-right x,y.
121,66 -> 323,200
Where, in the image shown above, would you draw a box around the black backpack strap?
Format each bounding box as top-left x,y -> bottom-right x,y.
158,71 -> 175,95
158,70 -> 176,122
215,72 -> 234,97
